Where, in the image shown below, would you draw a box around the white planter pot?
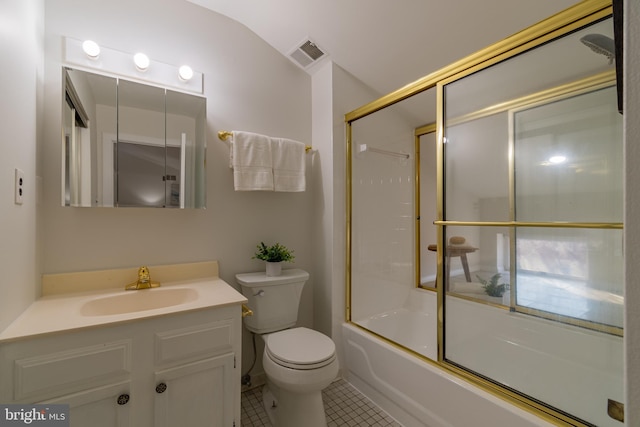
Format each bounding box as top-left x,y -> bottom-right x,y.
502,290 -> 511,306
266,262 -> 282,277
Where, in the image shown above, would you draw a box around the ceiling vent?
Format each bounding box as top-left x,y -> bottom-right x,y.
288,38 -> 327,70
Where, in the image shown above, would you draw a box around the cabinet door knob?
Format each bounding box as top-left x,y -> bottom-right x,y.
156,382 -> 167,394
117,394 -> 130,405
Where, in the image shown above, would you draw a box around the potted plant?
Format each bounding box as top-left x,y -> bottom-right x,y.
253,242 -> 295,276
476,273 -> 509,298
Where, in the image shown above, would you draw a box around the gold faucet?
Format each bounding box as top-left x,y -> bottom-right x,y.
125,266 -> 161,290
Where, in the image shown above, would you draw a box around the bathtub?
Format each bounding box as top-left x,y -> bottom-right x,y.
343,289 -> 623,427
355,290 -> 437,360
342,323 -> 554,427
352,288 -> 438,360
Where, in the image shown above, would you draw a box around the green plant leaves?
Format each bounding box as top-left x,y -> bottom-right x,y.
475,273 -> 508,297
252,242 -> 295,262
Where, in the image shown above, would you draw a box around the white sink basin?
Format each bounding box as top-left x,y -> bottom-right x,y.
80,287 -> 199,316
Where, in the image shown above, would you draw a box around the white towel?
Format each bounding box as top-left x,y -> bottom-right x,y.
231,131 -> 274,191
271,138 -> 306,192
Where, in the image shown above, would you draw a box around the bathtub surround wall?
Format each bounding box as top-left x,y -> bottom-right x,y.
350,106 -> 418,321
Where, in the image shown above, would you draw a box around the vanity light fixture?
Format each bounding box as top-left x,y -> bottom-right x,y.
178,65 -> 194,81
66,37 -> 203,93
82,40 -> 101,59
133,53 -> 150,71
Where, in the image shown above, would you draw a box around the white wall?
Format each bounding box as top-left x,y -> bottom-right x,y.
311,61 -> 382,375
0,0 -> 43,331
311,61 -> 334,338
40,0 -> 312,377
624,0 -> 640,423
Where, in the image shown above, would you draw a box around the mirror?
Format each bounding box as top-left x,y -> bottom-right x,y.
63,68 -> 206,208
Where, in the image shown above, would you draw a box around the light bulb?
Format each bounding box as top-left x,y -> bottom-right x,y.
549,155 -> 567,164
133,53 -> 150,71
82,40 -> 100,59
178,65 -> 194,81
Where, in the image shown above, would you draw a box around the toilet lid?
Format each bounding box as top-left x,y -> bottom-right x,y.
266,327 -> 336,370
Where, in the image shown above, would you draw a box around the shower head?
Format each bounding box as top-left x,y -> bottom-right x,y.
580,34 -> 615,64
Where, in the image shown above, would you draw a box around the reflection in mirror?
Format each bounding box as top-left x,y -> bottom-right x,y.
117,80 -> 166,207
167,90 -> 207,208
63,68 -> 206,208
64,70 -> 116,207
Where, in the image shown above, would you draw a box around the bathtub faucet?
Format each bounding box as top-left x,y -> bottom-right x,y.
125,266 -> 161,290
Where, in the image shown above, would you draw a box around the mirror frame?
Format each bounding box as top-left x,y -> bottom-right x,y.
62,67 -> 207,209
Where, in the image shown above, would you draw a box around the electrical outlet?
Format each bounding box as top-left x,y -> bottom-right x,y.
15,168 -> 24,205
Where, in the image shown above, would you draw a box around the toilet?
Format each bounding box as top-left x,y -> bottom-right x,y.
236,269 -> 338,427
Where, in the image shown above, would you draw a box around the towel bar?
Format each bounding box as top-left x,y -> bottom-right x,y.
218,130 -> 312,153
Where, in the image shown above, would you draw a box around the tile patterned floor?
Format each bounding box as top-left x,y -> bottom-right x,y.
241,378 -> 403,427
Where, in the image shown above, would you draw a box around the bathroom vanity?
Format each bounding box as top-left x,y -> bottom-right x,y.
0,264 -> 246,427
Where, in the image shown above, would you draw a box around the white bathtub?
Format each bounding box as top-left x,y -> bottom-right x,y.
343,322 -> 554,427
343,289 -> 624,427
356,290 -> 437,360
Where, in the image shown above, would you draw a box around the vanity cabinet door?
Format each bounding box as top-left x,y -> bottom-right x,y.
0,301 -> 242,427
43,381 -> 131,427
154,353 -> 234,427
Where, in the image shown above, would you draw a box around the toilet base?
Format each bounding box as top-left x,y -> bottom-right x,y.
262,386 -> 278,426
262,382 -> 328,427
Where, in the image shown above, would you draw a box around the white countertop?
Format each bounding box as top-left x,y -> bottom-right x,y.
0,277 -> 247,343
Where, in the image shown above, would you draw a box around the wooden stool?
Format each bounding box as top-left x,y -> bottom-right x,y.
428,243 -> 477,284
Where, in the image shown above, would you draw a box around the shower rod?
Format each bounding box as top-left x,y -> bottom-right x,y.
358,144 -> 410,159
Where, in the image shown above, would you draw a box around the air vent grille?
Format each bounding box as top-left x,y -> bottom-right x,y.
288,38 -> 327,69
299,41 -> 324,61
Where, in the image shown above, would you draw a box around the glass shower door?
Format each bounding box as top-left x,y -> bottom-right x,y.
441,14 -> 623,427
349,88 -> 437,360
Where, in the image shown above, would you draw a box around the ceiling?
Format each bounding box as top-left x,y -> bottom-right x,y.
186,0 -> 581,98
181,1 -> 620,206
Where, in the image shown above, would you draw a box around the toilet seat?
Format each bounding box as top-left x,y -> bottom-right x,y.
265,327 -> 336,370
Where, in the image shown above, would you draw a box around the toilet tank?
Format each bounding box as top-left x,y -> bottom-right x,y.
236,269 -> 309,334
